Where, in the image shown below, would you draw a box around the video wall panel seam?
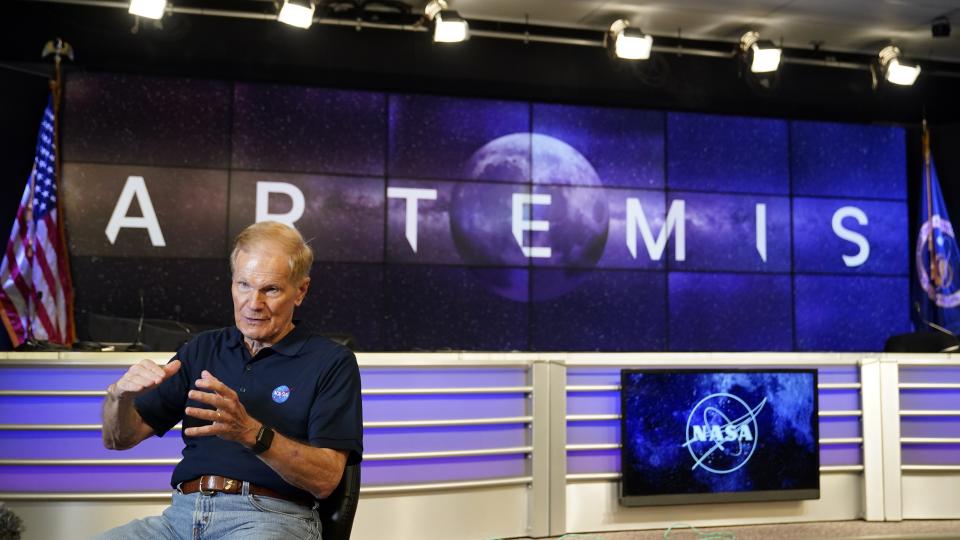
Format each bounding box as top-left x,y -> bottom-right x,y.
62,73 -> 912,352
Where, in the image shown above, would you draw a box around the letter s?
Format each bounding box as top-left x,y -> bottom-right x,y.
832,206 -> 870,267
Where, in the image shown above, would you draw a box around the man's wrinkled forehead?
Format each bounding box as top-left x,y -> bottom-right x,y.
232,242 -> 295,280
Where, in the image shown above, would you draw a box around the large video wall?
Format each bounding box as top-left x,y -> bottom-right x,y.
61,73 -> 911,351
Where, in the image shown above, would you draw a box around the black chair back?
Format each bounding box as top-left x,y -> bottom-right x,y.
884,331 -> 959,352
318,463 -> 361,540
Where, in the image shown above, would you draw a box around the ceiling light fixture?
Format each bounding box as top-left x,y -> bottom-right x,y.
424,0 -> 469,43
128,0 -> 167,20
878,45 -> 921,86
278,0 -> 315,29
739,31 -> 781,73
606,19 -> 653,60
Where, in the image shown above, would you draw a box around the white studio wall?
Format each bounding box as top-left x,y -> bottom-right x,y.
1,352 -> 959,540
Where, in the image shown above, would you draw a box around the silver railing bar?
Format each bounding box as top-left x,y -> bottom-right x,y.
362,386 -> 533,395
0,416 -> 534,431
901,465 -> 960,471
0,446 -> 535,465
566,465 -> 864,482
900,437 -> 960,444
899,410 -> 960,417
899,383 -> 960,390
0,476 -> 535,500
0,387 -> 534,397
364,446 -> 533,461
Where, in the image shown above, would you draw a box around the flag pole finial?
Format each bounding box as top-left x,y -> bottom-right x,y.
41,38 -> 74,93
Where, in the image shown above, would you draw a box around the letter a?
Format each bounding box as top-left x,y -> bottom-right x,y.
105,176 -> 166,247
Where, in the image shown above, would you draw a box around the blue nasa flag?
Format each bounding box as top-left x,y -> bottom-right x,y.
914,133 -> 960,333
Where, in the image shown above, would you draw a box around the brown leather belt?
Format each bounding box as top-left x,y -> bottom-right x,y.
178,475 -> 314,507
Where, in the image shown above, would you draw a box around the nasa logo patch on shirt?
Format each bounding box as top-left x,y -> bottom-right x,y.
271,385 -> 291,403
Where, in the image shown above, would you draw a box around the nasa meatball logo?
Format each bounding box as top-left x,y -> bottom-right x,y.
916,215 -> 960,308
271,385 -> 291,404
681,392 -> 767,475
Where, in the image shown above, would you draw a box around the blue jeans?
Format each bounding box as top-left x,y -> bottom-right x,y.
94,483 -> 322,539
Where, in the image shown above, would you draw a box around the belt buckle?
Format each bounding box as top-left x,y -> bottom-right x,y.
198,475 -> 216,496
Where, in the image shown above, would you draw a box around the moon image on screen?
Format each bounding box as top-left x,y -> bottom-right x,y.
450,133 -> 609,302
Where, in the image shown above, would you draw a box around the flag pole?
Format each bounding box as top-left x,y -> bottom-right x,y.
42,38 -> 77,344
923,117 -> 940,290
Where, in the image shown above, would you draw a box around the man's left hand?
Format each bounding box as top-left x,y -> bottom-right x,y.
184,370 -> 259,448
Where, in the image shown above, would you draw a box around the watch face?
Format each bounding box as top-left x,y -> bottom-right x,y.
254,426 -> 274,454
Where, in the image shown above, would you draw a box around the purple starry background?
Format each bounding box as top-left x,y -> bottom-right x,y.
59,73 -> 911,353
228,172 -> 384,263
598,188 -> 666,270
388,94 -> 529,182
533,104 -> 664,189
793,197 -> 908,275
795,275 -> 911,351
529,269 -> 666,351
791,121 -> 906,199
232,83 -> 385,176
669,273 -> 794,351
63,163 -> 228,258
386,179 -> 461,265
668,113 -> 789,195
668,192 -> 791,273
383,265 -> 529,350
62,72 -> 230,168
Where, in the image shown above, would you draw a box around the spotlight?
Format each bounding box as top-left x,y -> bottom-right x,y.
278,0 -> 315,29
128,0 -> 167,19
878,45 -> 921,86
739,31 -> 781,73
606,19 -> 653,60
424,0 -> 469,43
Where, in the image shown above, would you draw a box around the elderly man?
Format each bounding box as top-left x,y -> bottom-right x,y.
97,221 -> 363,539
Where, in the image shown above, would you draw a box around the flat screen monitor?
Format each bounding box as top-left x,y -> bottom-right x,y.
619,369 -> 820,506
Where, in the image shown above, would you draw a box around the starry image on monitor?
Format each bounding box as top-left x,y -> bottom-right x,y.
620,369 -> 819,506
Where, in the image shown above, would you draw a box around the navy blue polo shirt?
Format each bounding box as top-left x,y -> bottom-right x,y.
134,324 -> 363,499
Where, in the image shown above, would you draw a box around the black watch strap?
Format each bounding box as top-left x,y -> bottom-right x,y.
252,424 -> 275,455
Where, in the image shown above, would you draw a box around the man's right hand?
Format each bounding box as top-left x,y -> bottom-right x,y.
108,359 -> 181,401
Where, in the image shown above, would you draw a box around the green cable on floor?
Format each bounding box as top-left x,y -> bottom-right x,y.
664,523 -> 736,540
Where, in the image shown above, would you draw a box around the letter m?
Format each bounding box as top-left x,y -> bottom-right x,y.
626,198 -> 685,261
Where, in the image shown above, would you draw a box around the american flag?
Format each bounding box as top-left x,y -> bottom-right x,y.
0,94 -> 75,347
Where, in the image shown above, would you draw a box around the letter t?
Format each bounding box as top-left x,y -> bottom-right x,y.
388,187 -> 438,253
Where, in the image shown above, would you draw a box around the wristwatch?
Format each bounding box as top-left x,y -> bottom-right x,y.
251,424 -> 275,455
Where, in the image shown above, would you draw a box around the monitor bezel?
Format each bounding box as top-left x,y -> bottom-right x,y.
618,368 -> 821,507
